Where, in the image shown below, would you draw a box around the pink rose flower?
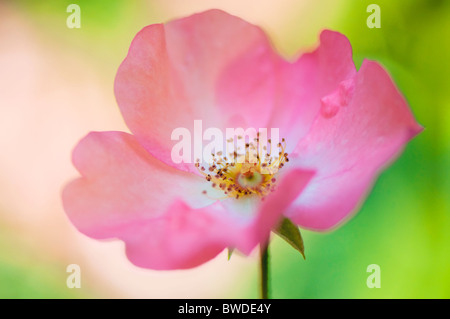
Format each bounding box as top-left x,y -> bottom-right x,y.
62,9 -> 422,270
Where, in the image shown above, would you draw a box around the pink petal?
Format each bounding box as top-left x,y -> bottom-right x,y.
126,168 -> 315,269
123,201 -> 233,269
114,9 -> 279,171
286,60 -> 422,230
62,131 -> 212,239
267,30 -> 357,149
214,33 -> 282,129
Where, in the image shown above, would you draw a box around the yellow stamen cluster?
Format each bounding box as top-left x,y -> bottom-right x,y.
197,135 -> 289,200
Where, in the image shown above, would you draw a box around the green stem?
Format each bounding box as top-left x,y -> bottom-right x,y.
259,243 -> 269,299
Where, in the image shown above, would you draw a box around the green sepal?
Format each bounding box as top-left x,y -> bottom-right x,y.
227,248 -> 234,260
274,217 -> 305,259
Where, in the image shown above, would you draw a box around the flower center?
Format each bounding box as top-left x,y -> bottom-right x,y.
197,134 -> 289,200
237,167 -> 263,188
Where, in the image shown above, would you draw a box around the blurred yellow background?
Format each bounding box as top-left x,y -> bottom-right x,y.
0,0 -> 448,298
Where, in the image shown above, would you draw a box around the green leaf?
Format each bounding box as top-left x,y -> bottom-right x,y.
274,218 -> 305,259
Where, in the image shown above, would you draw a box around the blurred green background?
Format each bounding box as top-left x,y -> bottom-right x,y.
1,0 -> 448,298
